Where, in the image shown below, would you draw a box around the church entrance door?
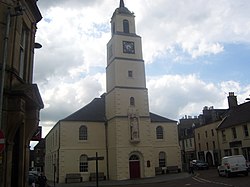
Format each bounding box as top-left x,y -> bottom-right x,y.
129,155 -> 140,179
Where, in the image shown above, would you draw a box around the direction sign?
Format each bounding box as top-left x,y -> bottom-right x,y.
0,130 -> 5,153
87,156 -> 104,161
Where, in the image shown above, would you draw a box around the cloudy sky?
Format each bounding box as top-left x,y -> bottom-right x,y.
33,0 -> 250,140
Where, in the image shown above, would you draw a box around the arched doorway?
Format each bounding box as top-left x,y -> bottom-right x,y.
129,154 -> 140,179
206,152 -> 213,166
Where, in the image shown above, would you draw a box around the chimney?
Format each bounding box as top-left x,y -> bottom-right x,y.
227,92 -> 238,109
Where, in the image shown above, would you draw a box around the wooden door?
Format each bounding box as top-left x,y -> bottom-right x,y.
129,161 -> 140,179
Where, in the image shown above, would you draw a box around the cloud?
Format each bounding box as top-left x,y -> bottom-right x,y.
38,73 -> 105,125
32,0 -> 250,139
131,0 -> 250,62
147,74 -> 219,119
147,75 -> 249,120
37,0 -> 99,9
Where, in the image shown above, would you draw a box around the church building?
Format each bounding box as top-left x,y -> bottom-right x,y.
45,0 -> 181,183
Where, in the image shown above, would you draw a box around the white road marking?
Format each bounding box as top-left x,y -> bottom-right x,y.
192,174 -> 234,186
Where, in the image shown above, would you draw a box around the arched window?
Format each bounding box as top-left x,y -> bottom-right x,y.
123,19 -> 129,33
130,97 -> 135,106
79,126 -> 87,140
159,152 -> 166,167
156,126 -> 163,139
129,154 -> 139,161
79,154 -> 88,172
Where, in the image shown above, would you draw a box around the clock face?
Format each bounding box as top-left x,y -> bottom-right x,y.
123,41 -> 135,54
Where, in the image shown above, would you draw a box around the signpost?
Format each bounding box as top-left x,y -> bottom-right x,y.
87,152 -> 104,187
0,130 -> 5,153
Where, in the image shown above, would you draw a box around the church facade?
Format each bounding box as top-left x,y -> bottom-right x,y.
45,1 -> 181,183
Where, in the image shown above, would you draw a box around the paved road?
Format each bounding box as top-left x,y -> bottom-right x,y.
48,168 -> 250,187
195,168 -> 250,187
119,168 -> 250,187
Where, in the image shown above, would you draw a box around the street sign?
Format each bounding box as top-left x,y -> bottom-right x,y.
0,130 -> 5,153
87,152 -> 104,187
87,156 -> 104,161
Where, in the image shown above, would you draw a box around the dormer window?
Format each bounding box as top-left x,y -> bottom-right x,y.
123,19 -> 129,33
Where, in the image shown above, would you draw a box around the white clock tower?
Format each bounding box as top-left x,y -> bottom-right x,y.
106,0 -> 155,180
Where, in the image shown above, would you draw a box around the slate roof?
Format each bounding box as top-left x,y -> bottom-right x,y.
62,95 -> 176,123
217,101 -> 250,130
149,113 -> 177,123
63,97 -> 106,122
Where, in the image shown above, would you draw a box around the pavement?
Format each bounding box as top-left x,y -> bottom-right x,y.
47,172 -> 192,187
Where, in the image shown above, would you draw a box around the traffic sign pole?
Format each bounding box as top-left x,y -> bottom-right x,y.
87,152 -> 104,187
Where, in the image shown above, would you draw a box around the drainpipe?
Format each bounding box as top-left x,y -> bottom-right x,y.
104,120 -> 109,180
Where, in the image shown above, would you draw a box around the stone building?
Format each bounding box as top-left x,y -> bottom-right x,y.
0,0 -> 43,186
178,116 -> 199,170
193,92 -> 250,166
195,120 -> 221,166
45,0 -> 181,183
217,93 -> 250,161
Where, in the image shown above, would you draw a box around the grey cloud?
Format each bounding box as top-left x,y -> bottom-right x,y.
37,0 -> 99,10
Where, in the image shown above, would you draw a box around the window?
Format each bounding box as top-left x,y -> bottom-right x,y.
213,141 -> 216,150
130,97 -> 135,106
224,149 -> 232,156
112,22 -> 115,34
206,142 -> 209,150
55,131 -> 57,145
79,126 -> 87,140
79,155 -> 88,172
242,148 -> 250,161
222,130 -> 226,142
156,126 -> 163,139
234,148 -> 239,155
128,70 -> 133,77
19,24 -> 28,79
198,143 -> 201,151
109,45 -> 113,59
184,129 -> 188,136
211,129 -> 214,136
123,19 -> 129,33
129,154 -> 139,161
198,133 -> 200,140
232,127 -> 237,139
243,125 -> 249,137
189,139 -> 192,147
205,131 -> 208,138
159,152 -> 166,167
